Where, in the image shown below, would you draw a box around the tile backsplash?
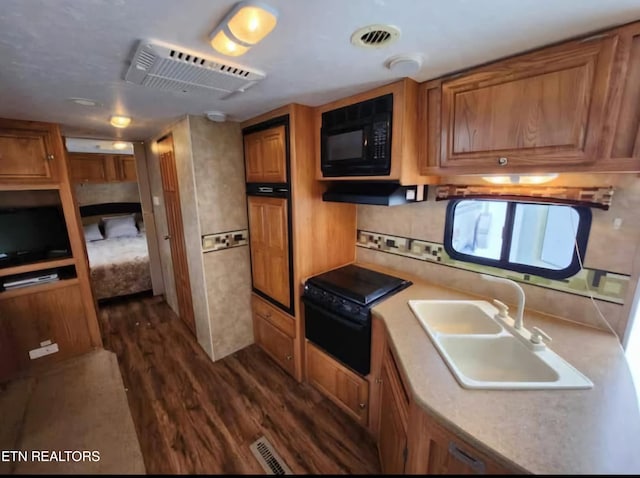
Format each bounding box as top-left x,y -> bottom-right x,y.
358,230 -> 628,304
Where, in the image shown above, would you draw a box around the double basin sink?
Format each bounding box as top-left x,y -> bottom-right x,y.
409,300 -> 593,390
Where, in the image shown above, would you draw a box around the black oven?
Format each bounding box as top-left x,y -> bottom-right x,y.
320,94 -> 393,177
303,265 -> 411,376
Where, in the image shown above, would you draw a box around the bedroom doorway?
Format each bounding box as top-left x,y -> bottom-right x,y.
66,138 -> 153,304
156,134 -> 197,335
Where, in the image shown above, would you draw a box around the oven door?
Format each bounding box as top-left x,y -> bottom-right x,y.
303,297 -> 371,375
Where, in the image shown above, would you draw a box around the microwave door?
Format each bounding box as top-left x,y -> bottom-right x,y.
325,127 -> 366,163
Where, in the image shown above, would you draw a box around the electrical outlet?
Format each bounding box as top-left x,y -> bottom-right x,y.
613,218 -> 623,230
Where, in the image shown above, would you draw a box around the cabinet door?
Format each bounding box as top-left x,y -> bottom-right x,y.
247,196 -> 290,309
306,341 -> 369,425
68,153 -> 108,183
244,125 -> 287,183
0,127 -> 57,181
420,414 -> 513,475
440,35 -> 616,171
117,155 -> 137,181
0,284 -> 93,381
378,347 -> 409,474
254,313 -> 295,376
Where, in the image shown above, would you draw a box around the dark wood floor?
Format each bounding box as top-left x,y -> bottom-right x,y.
98,296 -> 380,474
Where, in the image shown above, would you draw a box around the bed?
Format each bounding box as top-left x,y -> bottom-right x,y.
80,203 -> 152,300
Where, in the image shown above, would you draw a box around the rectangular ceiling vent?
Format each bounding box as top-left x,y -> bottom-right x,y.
125,40 -> 265,99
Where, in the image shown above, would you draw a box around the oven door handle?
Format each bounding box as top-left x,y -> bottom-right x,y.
302,298 -> 368,332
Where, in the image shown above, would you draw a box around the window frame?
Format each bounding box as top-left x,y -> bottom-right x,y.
443,199 -> 592,280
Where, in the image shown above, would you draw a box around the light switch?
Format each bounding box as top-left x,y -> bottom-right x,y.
613,218 -> 623,230
153,196 -> 161,206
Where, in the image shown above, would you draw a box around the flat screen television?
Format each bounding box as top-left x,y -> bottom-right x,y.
0,206 -> 72,269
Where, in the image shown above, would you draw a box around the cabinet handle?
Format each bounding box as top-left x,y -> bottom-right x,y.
359,403 -> 366,409
375,378 -> 383,384
285,354 -> 292,361
448,442 -> 486,474
497,157 -> 508,166
164,235 -> 171,240
46,154 -> 54,161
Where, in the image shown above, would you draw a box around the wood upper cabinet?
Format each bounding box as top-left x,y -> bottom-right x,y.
378,346 -> 410,474
116,155 -> 137,181
306,341 -> 369,425
438,34 -> 617,172
247,195 -> 290,309
68,153 -> 136,183
0,122 -> 59,183
244,125 -> 287,183
69,153 -> 109,183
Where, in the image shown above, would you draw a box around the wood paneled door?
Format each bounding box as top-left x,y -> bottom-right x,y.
439,34 -> 616,170
244,125 -> 287,183
247,195 -> 290,309
156,134 -> 196,335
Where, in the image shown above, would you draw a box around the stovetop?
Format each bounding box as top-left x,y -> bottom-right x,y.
307,264 -> 410,306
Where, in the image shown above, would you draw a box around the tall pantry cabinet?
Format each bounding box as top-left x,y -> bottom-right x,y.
242,104 -> 356,382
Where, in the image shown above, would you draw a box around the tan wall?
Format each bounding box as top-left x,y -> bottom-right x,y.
189,116 -> 253,360
357,174 -> 640,341
74,182 -> 140,206
145,116 -> 252,361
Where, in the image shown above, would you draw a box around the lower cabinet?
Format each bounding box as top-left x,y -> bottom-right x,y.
252,294 -> 295,376
378,346 -> 409,473
306,341 -> 369,425
374,323 -> 517,475
0,282 -> 93,381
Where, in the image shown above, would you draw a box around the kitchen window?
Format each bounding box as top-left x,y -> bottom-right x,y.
443,199 -> 592,279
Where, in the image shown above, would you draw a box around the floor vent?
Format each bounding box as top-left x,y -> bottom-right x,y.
250,437 -> 292,475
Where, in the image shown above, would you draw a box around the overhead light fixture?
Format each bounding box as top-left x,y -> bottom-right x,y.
209,1 -> 279,57
482,174 -> 559,185
68,97 -> 102,107
110,115 -> 131,128
112,141 -> 129,150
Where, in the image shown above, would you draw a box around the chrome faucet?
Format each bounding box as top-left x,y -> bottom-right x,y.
480,274 -> 525,330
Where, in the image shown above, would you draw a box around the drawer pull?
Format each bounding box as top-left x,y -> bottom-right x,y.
359,403 -> 366,409
497,156 -> 508,166
46,154 -> 54,161
448,442 -> 486,474
285,354 -> 292,361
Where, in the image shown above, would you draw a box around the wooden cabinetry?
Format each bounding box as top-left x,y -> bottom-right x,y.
314,79 -> 435,185
0,118 -> 102,383
306,341 -> 369,425
243,105 -> 357,383
254,311 -> 295,376
68,153 -> 136,183
421,21 -> 640,174
438,35 -> 616,172
371,321 -> 517,475
378,346 -> 410,474
0,120 -> 59,183
244,125 -> 287,183
0,282 -> 93,381
247,196 -> 290,309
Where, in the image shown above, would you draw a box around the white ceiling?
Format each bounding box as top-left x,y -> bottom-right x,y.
1,0 -> 639,141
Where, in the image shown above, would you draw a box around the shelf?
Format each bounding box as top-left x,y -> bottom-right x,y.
0,257 -> 76,278
0,277 -> 79,300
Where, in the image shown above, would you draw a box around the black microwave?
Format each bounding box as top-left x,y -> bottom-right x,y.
321,94 -> 393,177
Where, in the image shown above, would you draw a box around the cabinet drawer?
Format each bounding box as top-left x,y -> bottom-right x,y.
254,314 -> 295,376
306,341 -> 369,426
252,294 -> 295,338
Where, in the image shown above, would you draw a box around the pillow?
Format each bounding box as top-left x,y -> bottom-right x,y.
103,214 -> 138,239
83,223 -> 104,242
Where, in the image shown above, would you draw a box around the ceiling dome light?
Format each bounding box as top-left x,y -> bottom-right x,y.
482,174 -> 559,185
112,141 -> 129,150
68,98 -> 102,107
209,1 -> 279,57
110,115 -> 132,128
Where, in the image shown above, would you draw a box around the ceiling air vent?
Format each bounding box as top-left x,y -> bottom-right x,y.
351,25 -> 401,48
125,40 -> 265,99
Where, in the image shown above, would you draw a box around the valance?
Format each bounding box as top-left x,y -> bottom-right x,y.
435,185 -> 614,210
